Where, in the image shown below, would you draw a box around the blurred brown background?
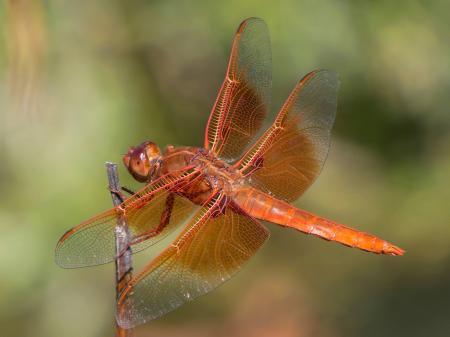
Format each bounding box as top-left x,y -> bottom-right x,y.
1,1 -> 449,337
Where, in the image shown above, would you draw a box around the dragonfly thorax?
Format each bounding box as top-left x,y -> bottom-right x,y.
193,149 -> 243,194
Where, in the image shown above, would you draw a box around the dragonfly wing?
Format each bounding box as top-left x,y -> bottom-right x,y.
116,194 -> 269,328
204,17 -> 272,162
55,169 -> 201,268
236,70 -> 339,202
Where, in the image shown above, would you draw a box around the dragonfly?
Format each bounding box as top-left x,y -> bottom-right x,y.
55,17 -> 404,328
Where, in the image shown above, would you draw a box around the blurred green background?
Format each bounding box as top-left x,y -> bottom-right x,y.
1,1 -> 449,337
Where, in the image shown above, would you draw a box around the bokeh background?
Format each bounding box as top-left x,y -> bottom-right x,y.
1,1 -> 449,337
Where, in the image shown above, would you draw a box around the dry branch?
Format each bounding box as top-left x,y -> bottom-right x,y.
106,162 -> 134,337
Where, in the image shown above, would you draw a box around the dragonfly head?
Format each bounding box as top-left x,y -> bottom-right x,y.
123,141 -> 161,182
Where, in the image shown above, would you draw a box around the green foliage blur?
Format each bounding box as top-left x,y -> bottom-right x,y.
1,1 -> 449,337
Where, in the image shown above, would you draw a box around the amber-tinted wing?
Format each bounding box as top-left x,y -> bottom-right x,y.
116,195 -> 269,328
236,70 -> 339,202
55,169 -> 202,268
204,17 -> 271,162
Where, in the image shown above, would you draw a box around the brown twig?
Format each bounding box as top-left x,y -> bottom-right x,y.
106,162 -> 134,337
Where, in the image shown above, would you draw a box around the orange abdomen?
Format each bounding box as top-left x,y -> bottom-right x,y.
233,187 -> 404,256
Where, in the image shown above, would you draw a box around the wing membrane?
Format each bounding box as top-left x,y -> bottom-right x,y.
236,70 -> 339,201
205,17 -> 272,162
55,169 -> 201,268
116,195 -> 269,328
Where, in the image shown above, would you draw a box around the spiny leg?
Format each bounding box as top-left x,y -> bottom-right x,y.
109,185 -> 139,202
109,187 -> 126,203
121,186 -> 136,196
132,192 -> 175,245
114,193 -> 175,260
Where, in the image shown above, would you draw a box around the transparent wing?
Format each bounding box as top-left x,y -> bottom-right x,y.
55,169 -> 201,268
116,195 -> 269,328
204,17 -> 272,162
236,70 -> 339,201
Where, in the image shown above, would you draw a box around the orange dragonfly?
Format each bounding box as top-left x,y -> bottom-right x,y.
55,17 -> 404,328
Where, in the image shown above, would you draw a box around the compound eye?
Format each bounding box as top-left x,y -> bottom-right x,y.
144,142 -> 161,161
133,155 -> 146,169
139,152 -> 146,162
123,153 -> 131,168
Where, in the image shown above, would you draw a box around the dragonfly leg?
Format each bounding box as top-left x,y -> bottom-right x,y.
131,193 -> 175,245
121,186 -> 136,196
110,186 -> 139,202
109,186 -> 126,203
115,193 -> 176,260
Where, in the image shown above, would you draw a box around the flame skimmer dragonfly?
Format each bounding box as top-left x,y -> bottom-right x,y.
55,17 -> 404,328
